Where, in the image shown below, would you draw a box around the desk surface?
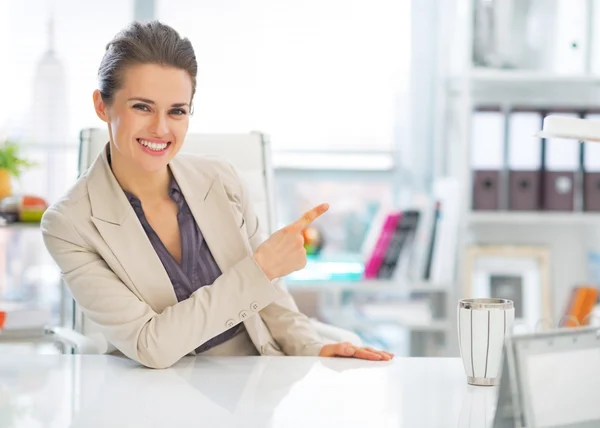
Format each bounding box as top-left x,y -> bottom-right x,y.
0,355 -> 498,428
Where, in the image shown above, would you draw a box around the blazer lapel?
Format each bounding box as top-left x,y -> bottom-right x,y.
169,156 -> 251,272
87,146 -> 177,312
86,149 -> 255,323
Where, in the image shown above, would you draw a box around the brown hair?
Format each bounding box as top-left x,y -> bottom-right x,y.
98,21 -> 197,106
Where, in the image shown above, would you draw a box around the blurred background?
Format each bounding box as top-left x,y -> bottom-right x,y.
1,0 -> 600,358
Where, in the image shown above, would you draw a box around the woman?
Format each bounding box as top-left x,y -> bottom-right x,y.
41,21 -> 393,369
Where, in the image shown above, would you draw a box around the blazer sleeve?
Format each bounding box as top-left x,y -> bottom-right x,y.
41,207 -> 282,369
226,163 -> 329,356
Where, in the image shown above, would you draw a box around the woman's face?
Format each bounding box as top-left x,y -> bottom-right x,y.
93,63 -> 193,173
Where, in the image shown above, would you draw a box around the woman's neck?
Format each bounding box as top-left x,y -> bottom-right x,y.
109,147 -> 171,204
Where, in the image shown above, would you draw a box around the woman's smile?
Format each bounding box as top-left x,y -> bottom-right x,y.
136,138 -> 172,156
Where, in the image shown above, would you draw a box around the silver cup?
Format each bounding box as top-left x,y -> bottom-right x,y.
458,298 -> 514,386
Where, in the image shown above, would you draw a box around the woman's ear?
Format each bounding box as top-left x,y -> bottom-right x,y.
93,89 -> 110,123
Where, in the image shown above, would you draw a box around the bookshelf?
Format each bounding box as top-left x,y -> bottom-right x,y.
466,69 -> 600,84
434,0 -> 600,356
468,212 -> 600,226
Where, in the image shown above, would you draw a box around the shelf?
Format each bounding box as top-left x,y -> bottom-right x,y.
0,328 -> 50,342
469,212 -> 600,226
447,69 -> 600,106
449,69 -> 600,87
469,69 -> 600,85
286,279 -> 450,293
0,222 -> 41,229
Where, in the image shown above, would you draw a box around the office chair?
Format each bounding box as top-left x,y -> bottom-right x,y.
50,128 -> 361,354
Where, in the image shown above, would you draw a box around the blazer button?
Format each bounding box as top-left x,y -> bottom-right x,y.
250,302 -> 260,312
226,319 -> 235,328
239,310 -> 249,320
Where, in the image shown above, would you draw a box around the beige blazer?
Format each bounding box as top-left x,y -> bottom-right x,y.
41,146 -> 326,368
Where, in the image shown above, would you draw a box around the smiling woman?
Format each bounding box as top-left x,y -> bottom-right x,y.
93,21 -> 195,181
40,20 -> 393,368
95,65 -> 190,166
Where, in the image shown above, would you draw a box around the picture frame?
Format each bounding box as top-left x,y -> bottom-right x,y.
463,245 -> 552,331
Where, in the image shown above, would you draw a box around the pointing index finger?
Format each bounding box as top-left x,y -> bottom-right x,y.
289,203 -> 329,232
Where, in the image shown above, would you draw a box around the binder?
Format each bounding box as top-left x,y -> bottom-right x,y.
493,327 -> 600,428
583,113 -> 600,211
471,109 -> 505,210
507,110 -> 542,211
542,112 -> 580,211
592,0 -> 600,75
548,0 -> 588,75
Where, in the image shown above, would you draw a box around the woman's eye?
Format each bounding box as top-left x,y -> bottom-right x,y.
170,108 -> 187,116
133,104 -> 151,112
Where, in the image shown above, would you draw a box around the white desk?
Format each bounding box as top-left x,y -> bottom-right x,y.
0,355 -> 498,427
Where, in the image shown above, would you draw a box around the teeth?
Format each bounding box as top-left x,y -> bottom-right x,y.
138,139 -> 168,151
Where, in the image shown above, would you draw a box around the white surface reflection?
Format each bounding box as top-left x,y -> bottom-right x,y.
0,355 -> 499,427
0,355 -> 74,428
457,385 -> 497,428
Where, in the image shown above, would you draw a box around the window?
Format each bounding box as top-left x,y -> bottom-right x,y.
156,0 -> 412,267
1,0 -> 134,202
0,0 -> 134,331
157,0 -> 411,152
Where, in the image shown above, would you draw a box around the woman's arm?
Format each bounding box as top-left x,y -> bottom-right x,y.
226,163 -> 329,356
41,208 -> 282,369
227,167 -> 393,361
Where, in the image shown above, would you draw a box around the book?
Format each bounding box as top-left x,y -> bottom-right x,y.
378,210 -> 420,279
405,198 -> 435,282
363,212 -> 402,279
361,206 -> 390,261
424,202 -> 441,281
429,178 -> 461,285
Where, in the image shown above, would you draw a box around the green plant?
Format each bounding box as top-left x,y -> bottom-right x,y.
0,140 -> 36,177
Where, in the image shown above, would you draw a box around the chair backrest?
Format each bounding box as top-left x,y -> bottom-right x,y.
75,128 -> 277,346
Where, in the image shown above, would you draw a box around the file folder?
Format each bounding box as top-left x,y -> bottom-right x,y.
471,109 -> 505,210
550,0 -> 588,75
583,113 -> 600,211
507,110 -> 542,211
542,112 -> 580,211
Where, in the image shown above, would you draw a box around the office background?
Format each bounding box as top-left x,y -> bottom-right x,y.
1,0 -> 599,358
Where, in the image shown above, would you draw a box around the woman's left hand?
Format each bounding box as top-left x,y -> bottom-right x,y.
319,342 -> 394,361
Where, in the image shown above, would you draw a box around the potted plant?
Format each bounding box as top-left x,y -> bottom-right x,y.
0,140 -> 35,200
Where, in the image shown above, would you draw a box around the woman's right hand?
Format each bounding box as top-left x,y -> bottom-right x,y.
253,203 -> 329,280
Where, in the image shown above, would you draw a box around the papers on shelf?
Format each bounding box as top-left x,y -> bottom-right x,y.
0,301 -> 51,331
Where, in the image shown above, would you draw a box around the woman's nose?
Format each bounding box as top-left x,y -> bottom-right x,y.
149,114 -> 169,136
